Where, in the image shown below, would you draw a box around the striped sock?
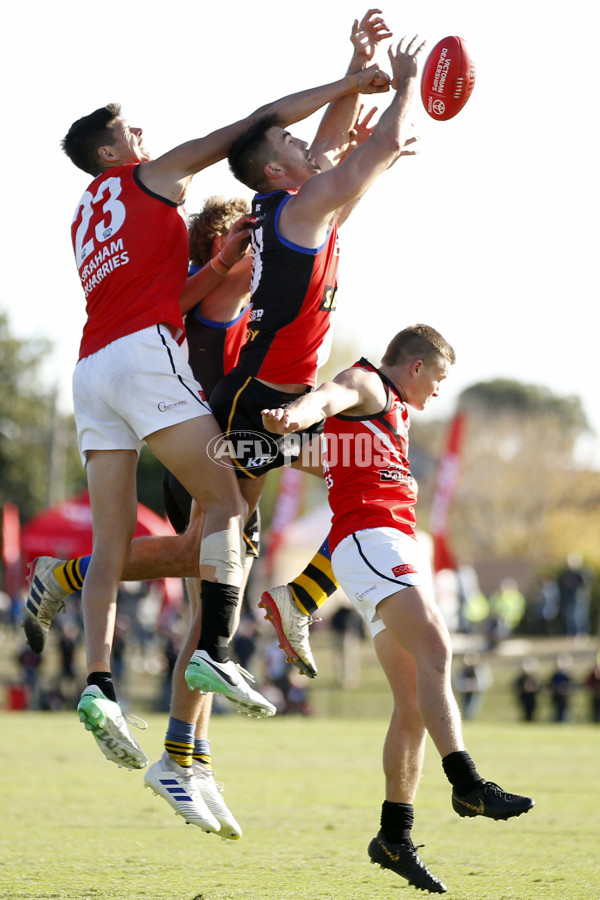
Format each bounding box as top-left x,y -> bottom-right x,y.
290,537 -> 339,615
164,717 -> 196,768
192,739 -> 212,769
53,556 -> 90,593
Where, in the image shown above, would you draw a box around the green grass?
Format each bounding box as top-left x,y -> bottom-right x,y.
1,712 -> 599,899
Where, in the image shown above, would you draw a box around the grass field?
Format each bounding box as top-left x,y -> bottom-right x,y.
1,711 -> 599,900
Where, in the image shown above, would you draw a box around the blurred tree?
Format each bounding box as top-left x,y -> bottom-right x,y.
0,313 -> 84,520
416,378 -> 600,567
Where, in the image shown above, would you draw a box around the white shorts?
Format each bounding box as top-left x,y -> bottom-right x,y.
331,527 -> 433,639
73,324 -> 211,465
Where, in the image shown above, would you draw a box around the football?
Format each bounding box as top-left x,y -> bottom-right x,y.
420,36 -> 476,121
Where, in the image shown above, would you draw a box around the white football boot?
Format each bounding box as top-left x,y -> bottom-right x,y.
259,585 -> 318,678
23,557 -> 68,653
77,685 -> 148,770
145,753 -> 220,832
185,650 -> 276,718
193,761 -> 242,839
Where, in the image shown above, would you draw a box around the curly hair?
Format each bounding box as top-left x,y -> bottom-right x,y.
188,195 -> 251,266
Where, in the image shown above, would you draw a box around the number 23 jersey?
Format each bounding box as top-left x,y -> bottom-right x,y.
71,163 -> 188,361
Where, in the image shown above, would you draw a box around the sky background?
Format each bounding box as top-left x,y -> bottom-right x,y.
2,1 -> 598,459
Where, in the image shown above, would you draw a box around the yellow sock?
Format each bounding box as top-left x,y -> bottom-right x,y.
53,558 -> 86,593
290,541 -> 338,616
164,739 -> 194,768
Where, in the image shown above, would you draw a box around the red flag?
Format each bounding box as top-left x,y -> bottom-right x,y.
429,413 -> 465,573
263,467 -> 304,578
2,502 -> 23,595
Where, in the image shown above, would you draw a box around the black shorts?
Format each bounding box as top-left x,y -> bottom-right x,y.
209,371 -> 324,479
162,469 -> 261,558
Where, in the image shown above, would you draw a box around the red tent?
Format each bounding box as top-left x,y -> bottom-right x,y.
22,489 -> 175,561
21,490 -> 183,611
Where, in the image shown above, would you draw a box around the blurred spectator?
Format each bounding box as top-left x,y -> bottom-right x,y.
539,577 -> 561,635
330,601 -> 366,690
232,607 -> 260,672
556,551 -> 590,637
460,587 -> 490,636
111,613 -> 132,698
548,653 -> 574,723
263,640 -> 311,715
0,589 -> 11,626
487,578 -> 525,648
57,619 -> 83,705
156,614 -> 186,712
16,642 -> 43,709
514,657 -> 541,722
453,651 -> 492,720
583,657 -> 600,724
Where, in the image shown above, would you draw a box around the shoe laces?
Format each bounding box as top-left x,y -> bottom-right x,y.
406,840 -> 425,854
123,712 -> 148,731
482,781 -> 504,796
37,598 -> 66,626
192,762 -> 226,795
233,662 -> 255,683
289,612 -> 321,638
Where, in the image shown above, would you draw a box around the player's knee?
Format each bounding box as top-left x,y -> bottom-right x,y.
420,620 -> 453,675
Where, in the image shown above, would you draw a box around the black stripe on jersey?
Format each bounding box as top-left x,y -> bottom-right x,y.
334,358 -> 408,459
133,165 -> 183,208
335,358 -> 396,422
351,532 -> 412,588
372,408 -> 404,453
156,325 -> 211,412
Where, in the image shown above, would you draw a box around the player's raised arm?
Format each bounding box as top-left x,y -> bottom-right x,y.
283,36 -> 425,241
177,215 -> 253,316
139,68 -> 390,202
310,9 -> 392,170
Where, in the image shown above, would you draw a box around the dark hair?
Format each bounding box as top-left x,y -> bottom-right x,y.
382,324 -> 456,367
227,113 -> 284,191
188,195 -> 251,266
61,103 -> 121,175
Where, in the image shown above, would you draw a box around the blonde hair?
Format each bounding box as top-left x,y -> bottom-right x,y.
188,195 -> 251,266
382,324 -> 456,367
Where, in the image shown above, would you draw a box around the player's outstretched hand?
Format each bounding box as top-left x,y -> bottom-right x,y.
351,9 -> 393,62
262,408 -> 298,435
220,214 -> 253,267
337,104 -> 378,164
388,35 -> 426,90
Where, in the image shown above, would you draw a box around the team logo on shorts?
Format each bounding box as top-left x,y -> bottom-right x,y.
207,430 -> 279,469
392,564 -> 418,578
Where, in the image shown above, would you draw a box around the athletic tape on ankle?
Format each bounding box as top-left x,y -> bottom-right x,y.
200,530 -> 244,587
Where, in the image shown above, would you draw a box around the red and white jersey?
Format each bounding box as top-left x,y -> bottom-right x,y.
235,190 -> 339,386
71,163 -> 188,360
324,358 -> 418,552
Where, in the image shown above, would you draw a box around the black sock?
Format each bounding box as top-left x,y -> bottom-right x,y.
380,801 -> 414,844
198,580 -> 240,663
87,672 -> 117,703
442,750 -> 483,796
